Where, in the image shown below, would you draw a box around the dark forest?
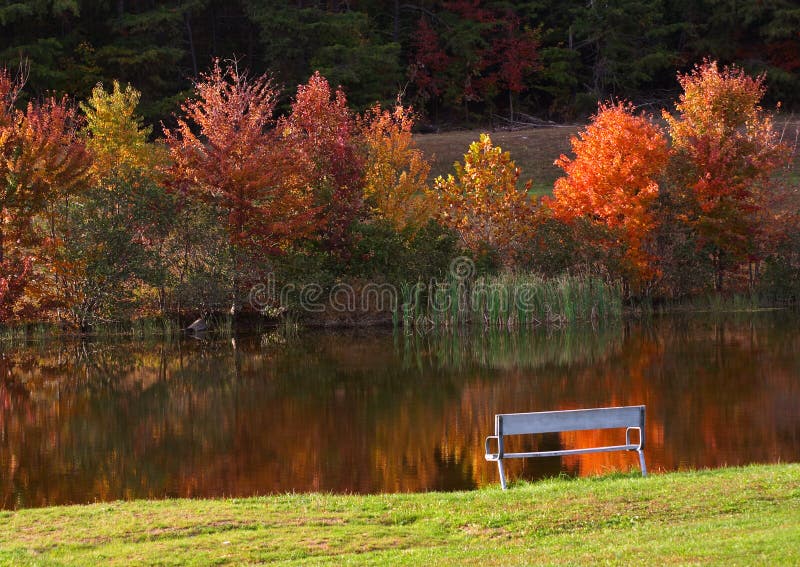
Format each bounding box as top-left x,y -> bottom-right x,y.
3,0 -> 799,124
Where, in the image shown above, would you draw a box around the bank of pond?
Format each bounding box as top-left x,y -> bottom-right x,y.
1,464 -> 798,565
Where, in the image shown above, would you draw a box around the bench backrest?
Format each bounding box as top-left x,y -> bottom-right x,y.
496,405 -> 645,447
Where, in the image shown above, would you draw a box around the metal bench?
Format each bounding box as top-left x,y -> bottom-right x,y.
484,405 -> 647,489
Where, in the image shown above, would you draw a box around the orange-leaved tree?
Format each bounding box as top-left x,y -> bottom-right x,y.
0,256 -> 31,322
278,72 -> 364,257
664,60 -> 789,290
0,68 -> 91,321
432,133 -> 533,264
360,102 -> 432,232
548,102 -> 670,282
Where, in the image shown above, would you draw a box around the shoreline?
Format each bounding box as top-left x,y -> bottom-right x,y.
1,304 -> 794,343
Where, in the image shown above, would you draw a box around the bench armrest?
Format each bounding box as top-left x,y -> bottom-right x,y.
626,426 -> 643,450
485,435 -> 501,460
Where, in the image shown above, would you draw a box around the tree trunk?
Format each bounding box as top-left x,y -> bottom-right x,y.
210,4 -> 218,57
248,23 -> 255,64
0,223 -> 4,265
185,13 -> 198,77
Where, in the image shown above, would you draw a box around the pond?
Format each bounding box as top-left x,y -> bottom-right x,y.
1,313 -> 799,509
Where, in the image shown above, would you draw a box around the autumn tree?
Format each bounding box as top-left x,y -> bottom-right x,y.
432,134 -> 533,264
360,102 -> 432,232
165,60 -> 318,312
549,102 -> 669,282
409,3 -> 539,120
501,23 -> 541,120
0,68 -> 90,321
81,81 -> 168,185
278,72 -> 364,257
475,13 -> 540,121
39,81 -> 180,328
664,60 -> 789,291
0,256 -> 31,322
0,70 -> 90,262
409,17 -> 451,112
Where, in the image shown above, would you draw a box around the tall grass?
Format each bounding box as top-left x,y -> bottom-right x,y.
0,322 -> 58,345
89,317 -> 184,340
396,273 -> 622,330
1,318 -> 189,344
129,318 -> 182,340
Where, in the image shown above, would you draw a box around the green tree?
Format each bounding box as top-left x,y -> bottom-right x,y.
245,1 -> 403,109
572,0 -> 676,98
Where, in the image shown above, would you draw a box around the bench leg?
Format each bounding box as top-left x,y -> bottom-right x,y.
638,449 -> 647,477
497,458 -> 507,490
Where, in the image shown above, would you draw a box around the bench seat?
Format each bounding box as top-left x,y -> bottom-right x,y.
486,443 -> 640,461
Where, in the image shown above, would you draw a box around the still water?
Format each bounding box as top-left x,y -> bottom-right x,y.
1,314 -> 799,509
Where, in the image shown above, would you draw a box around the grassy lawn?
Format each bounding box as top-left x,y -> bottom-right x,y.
1,464 -> 798,565
415,126 -> 581,196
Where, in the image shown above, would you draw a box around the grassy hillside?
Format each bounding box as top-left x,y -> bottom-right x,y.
1,464 -> 798,565
415,126 -> 581,196
417,119 -> 800,197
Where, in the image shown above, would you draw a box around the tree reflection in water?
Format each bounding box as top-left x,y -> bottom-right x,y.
1,314 -> 799,509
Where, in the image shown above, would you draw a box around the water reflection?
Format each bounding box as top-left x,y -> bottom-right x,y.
1,314 -> 799,509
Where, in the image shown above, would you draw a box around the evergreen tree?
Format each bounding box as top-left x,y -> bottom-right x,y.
245,1 -> 403,109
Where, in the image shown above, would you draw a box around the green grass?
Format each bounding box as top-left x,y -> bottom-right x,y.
400,324 -> 624,371
0,322 -> 60,344
1,464 -> 798,565
0,317 -> 225,343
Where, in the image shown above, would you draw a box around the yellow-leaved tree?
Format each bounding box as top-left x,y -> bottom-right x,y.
432,134 -> 533,264
81,81 -> 168,183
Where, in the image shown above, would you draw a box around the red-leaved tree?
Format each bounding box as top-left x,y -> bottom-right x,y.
165,60 -> 316,257
476,14 -> 540,121
664,60 -> 789,290
409,18 -> 451,105
278,72 -> 364,257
